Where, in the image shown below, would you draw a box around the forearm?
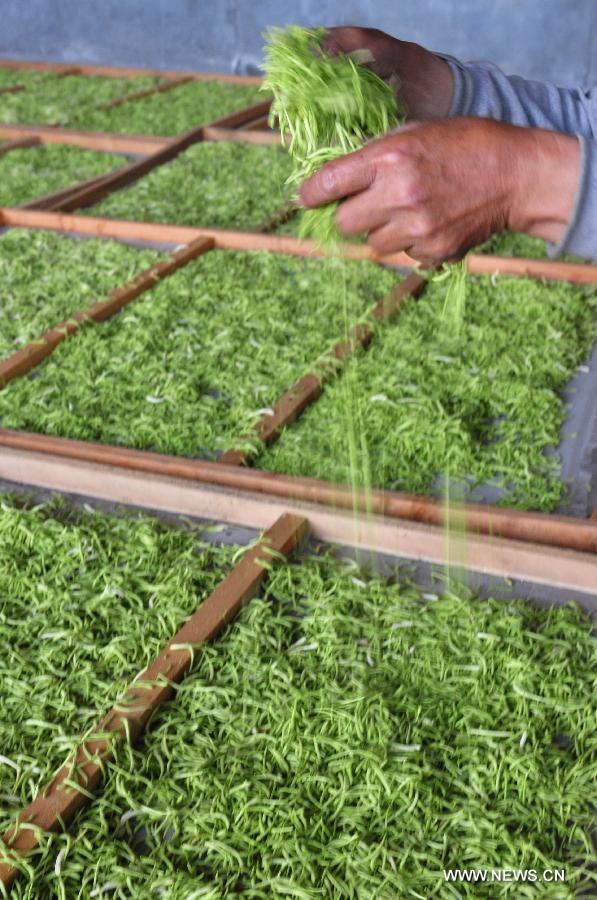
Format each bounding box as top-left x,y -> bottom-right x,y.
508,127 -> 580,246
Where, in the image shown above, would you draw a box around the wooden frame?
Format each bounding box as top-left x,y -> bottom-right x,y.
3,208 -> 597,285
19,100 -> 273,214
0,55 -> 277,239
0,59 -> 596,895
0,62 -> 596,588
0,438 -> 595,595
0,57 -> 263,84
0,103 -> 276,223
0,122 -> 277,153
0,209 -> 595,572
2,430 -> 596,558
0,439 -> 594,888
0,235 -> 410,443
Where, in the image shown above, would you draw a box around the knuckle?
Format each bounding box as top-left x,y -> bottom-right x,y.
320,166 -> 338,196
398,163 -> 428,207
404,179 -> 428,208
410,210 -> 435,240
377,149 -> 404,169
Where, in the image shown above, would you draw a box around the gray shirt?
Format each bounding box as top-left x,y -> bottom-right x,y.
438,54 -> 597,261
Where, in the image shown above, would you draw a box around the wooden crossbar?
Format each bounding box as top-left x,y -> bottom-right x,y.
466,253 -> 597,285
19,165 -> 141,212
1,430 -> 596,557
0,136 -> 41,156
0,83 -> 26,95
0,124 -> 278,155
0,439 -> 595,597
96,74 -> 192,110
0,123 -> 170,154
0,208 -> 412,262
0,58 -> 263,84
2,209 -> 597,285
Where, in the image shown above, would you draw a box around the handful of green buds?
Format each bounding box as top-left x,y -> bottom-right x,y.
262,26 -> 403,246
434,259 -> 468,336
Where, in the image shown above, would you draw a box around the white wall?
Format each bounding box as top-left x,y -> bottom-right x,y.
0,0 -> 594,88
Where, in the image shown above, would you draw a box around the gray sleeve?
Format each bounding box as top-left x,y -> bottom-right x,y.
438,55 -> 597,261
440,54 -> 596,137
551,136 -> 597,260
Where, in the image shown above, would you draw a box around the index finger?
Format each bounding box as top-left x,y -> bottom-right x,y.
322,26 -> 369,57
299,147 -> 376,208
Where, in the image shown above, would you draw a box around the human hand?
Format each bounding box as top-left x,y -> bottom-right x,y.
299,117 -> 580,264
323,26 -> 454,119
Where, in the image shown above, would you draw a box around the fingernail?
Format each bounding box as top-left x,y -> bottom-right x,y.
321,168 -> 336,194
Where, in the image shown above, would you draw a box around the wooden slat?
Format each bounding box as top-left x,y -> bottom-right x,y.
0,123 -> 279,154
254,202 -> 297,234
4,207 -> 595,284
219,374 -> 323,467
0,58 -> 263,84
206,99 -> 272,130
20,164 -> 137,212
201,125 -> 280,145
2,207 -> 595,286
219,273 -> 426,465
0,512 -> 307,890
0,443 -> 595,598
0,123 -> 170,154
0,237 -> 214,388
0,60 -> 85,74
2,430 -> 596,556
42,130 -> 207,212
0,136 -> 41,156
55,66 -> 83,78
466,253 -> 597,285
0,83 -> 25,95
239,113 -> 271,131
0,208 -> 415,265
96,74 -> 192,110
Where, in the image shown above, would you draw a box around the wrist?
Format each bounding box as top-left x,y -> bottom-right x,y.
507,127 -> 580,242
396,42 -> 454,119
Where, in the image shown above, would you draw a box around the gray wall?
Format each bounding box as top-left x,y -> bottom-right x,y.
0,0 -> 595,88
